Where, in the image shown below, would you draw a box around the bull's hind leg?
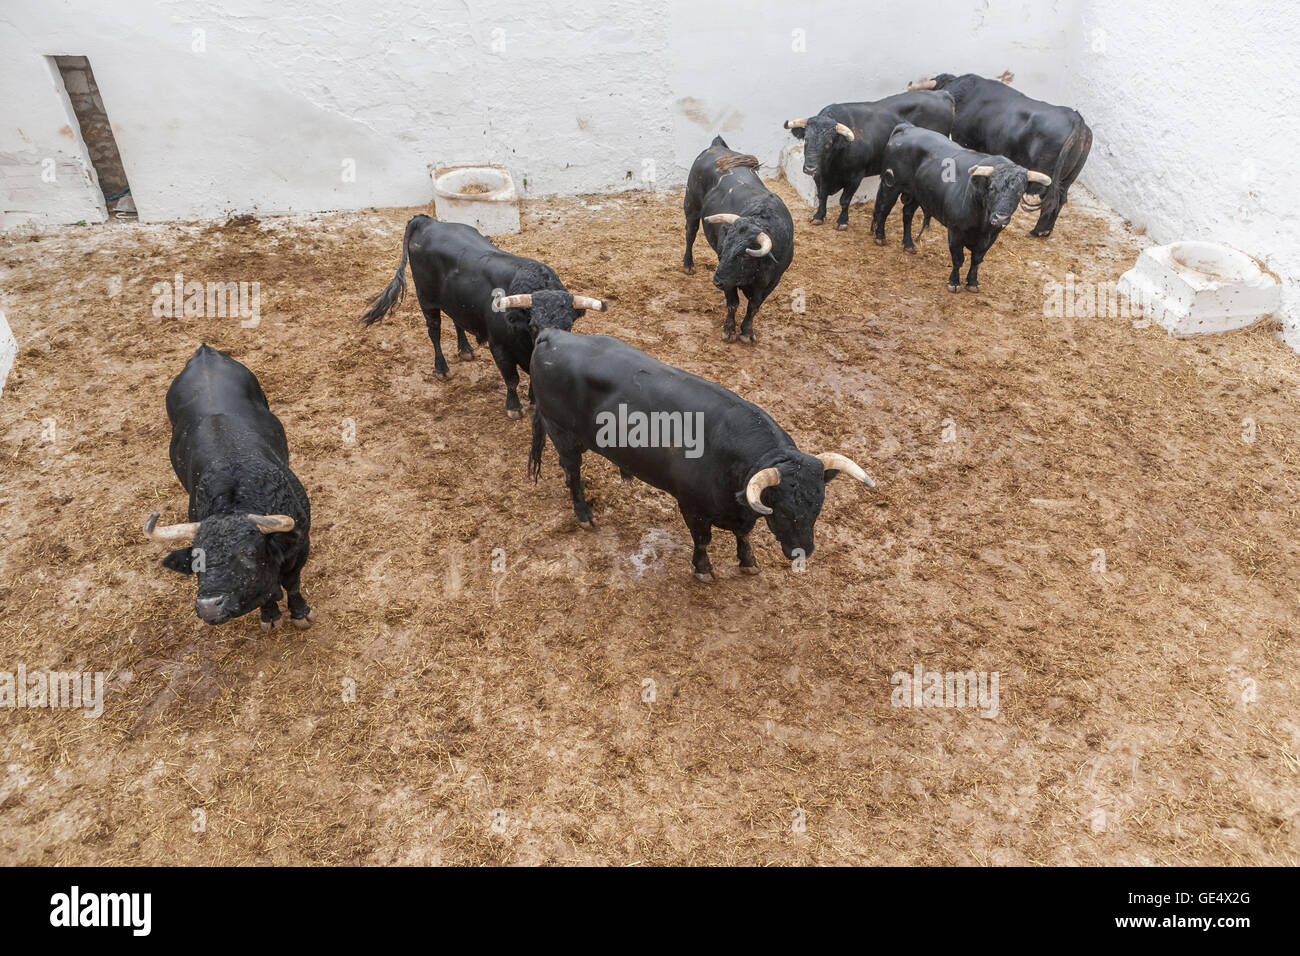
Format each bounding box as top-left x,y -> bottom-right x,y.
871,182 -> 901,246
418,298 -> 452,379
553,436 -> 595,528
683,210 -> 700,275
283,567 -> 314,630
722,287 -> 740,343
490,344 -> 525,419
454,323 -> 475,361
681,509 -> 715,582
901,197 -> 921,253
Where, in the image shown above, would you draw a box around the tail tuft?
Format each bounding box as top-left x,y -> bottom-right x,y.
528,412 -> 546,482
359,217 -> 418,326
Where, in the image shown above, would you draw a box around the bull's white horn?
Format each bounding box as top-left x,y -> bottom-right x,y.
908,78 -> 938,91
1026,170 -> 1053,186
143,511 -> 200,543
784,118 -> 808,129
493,293 -> 533,311
816,453 -> 876,487
969,165 -> 995,178
834,122 -> 855,141
570,295 -> 608,312
249,514 -> 295,534
744,466 -> 781,515
704,213 -> 741,225
746,232 -> 773,258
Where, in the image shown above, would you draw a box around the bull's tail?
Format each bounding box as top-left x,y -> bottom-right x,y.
528,411 -> 546,482
359,216 -> 420,326
1051,114 -> 1093,199
916,209 -> 933,241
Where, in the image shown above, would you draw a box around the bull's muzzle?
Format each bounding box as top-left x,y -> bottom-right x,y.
195,596 -> 230,625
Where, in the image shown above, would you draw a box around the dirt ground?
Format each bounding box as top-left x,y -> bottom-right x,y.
1,177 -> 1298,866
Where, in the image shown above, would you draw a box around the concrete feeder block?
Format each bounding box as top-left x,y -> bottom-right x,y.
0,312 -> 16,397
1118,240 -> 1279,337
432,166 -> 520,235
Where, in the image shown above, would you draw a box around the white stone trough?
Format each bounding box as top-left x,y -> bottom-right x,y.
1118,241 -> 1280,337
432,165 -> 520,235
0,311 -> 16,397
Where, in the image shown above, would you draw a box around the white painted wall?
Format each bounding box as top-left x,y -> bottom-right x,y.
1,0 -> 1069,225
1063,0 -> 1300,347
2,0 -> 1295,341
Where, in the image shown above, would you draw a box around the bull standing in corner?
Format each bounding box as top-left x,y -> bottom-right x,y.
683,136 -> 793,345
783,89 -> 954,230
144,344 -> 313,630
361,215 -> 607,418
528,329 -> 874,581
872,122 -> 1052,293
907,73 -> 1091,238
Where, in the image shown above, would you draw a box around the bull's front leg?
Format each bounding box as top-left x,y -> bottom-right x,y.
946,232 -> 966,293
721,287 -> 740,343
683,214 -> 700,274
490,344 -> 525,419
836,175 -> 864,230
735,530 -> 759,575
811,175 -> 829,225
681,509 -> 715,582
738,289 -> 769,345
259,586 -> 284,632
282,566 -> 314,630
965,234 -> 996,292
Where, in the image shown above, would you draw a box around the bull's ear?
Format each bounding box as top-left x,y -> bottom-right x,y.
789,126 -> 806,141
160,548 -> 194,575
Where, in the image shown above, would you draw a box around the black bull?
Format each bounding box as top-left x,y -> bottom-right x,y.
144,344 -> 313,629
360,215 -> 607,418
528,328 -> 875,580
683,136 -> 794,344
909,73 -> 1092,237
872,122 -> 1054,292
783,89 -> 955,229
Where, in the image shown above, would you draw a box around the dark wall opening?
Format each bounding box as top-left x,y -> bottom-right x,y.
52,55 -> 135,217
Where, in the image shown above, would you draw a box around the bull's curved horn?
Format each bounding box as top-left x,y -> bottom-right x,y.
249,514 -> 295,534
816,453 -> 876,487
746,232 -> 773,258
493,293 -> 533,311
143,511 -> 200,543
703,213 -> 740,225
969,165 -> 995,178
744,466 -> 781,515
1026,170 -> 1053,186
834,122 -> 855,141
908,78 -> 938,91
784,118 -> 808,129
570,295 -> 608,312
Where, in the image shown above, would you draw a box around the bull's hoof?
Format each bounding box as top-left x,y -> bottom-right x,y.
578,517 -> 596,530
1030,229 -> 1052,238
433,370 -> 450,381
693,570 -> 716,583
904,245 -> 917,255
260,618 -> 276,632
506,408 -> 522,420
835,222 -> 848,231
722,331 -> 739,344
291,610 -> 315,631
810,216 -> 824,225
947,283 -> 961,293
874,237 -> 886,246
965,283 -> 980,293
457,349 -> 475,362
740,564 -> 760,576
738,334 -> 755,345
683,264 -> 695,275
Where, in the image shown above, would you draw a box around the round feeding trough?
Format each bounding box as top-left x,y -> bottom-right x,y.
1117,241 -> 1279,337
432,165 -> 520,235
